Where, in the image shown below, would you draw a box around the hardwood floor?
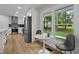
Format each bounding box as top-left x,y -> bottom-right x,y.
4,34 -> 42,54
4,34 -> 61,54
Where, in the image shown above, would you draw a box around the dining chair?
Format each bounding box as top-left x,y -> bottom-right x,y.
56,34 -> 75,54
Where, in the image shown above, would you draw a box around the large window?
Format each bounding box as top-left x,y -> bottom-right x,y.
43,15 -> 52,34
55,6 -> 74,39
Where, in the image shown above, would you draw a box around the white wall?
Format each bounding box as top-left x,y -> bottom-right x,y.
72,5 -> 79,53
31,8 -> 40,42
0,15 -> 11,29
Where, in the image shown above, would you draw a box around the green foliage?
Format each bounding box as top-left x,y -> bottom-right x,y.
55,9 -> 74,39
45,16 -> 52,22
57,10 -> 73,24
43,16 -> 52,33
57,11 -> 66,24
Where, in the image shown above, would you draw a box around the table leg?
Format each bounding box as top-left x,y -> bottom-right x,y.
43,40 -> 45,53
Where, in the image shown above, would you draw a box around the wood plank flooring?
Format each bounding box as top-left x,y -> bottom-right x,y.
4,34 -> 42,54
4,34 -> 61,54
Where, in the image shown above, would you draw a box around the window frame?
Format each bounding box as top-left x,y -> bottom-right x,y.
55,5 -> 74,39
42,12 -> 53,34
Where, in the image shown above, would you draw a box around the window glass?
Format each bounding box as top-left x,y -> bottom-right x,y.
43,16 -> 52,34
55,6 -> 74,39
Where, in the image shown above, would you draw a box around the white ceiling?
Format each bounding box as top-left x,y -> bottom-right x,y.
0,4 -> 46,17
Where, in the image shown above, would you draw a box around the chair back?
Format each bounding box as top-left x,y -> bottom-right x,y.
64,34 -> 75,50
36,30 -> 42,35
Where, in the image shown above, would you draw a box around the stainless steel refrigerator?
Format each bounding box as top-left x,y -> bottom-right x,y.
24,16 -> 32,43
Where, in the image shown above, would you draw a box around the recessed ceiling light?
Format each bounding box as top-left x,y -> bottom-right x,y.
18,6 -> 22,9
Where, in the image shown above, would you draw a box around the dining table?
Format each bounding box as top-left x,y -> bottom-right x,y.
34,34 -> 51,54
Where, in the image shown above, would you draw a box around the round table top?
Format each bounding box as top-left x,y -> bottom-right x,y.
34,34 -> 50,40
